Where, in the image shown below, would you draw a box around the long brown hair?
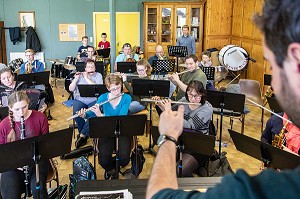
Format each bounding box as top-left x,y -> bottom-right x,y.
136,59 -> 152,76
7,91 -> 30,142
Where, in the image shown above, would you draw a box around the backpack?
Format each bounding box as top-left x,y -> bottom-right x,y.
130,144 -> 145,177
69,156 -> 96,199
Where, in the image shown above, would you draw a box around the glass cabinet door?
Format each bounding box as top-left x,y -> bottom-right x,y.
147,7 -> 158,43
160,7 -> 172,43
176,8 -> 187,39
190,8 -> 200,42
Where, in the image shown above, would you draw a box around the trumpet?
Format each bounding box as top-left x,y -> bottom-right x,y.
141,98 -> 201,106
25,62 -> 32,74
67,93 -> 124,121
159,55 -> 168,60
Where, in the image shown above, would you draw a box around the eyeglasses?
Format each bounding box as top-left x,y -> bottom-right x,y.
187,93 -> 202,99
137,69 -> 146,72
85,64 -> 95,68
109,85 -> 121,92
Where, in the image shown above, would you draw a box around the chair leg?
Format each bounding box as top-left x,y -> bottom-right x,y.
261,108 -> 264,133
241,115 -> 245,134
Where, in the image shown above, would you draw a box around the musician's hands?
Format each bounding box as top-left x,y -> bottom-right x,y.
74,72 -> 80,81
159,105 -> 184,140
115,72 -> 127,82
171,73 -> 180,83
90,104 -> 103,117
77,108 -> 86,118
82,72 -> 89,79
38,103 -> 47,113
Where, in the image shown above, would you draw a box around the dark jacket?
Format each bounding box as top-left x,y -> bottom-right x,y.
9,27 -> 21,45
25,27 -> 41,52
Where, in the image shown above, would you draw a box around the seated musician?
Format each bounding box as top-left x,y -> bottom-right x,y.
154,80 -> 213,177
69,59 -> 103,148
76,74 -> 131,179
114,43 -> 139,71
77,36 -> 89,60
20,49 -> 44,74
121,59 -> 152,114
0,91 -> 49,198
98,32 -> 110,50
168,54 -> 207,101
81,46 -> 97,62
199,50 -> 213,68
148,44 -> 168,66
261,112 -> 300,155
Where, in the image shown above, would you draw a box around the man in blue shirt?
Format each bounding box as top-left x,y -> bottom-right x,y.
20,49 -> 44,74
114,43 -> 139,71
146,1 -> 300,198
176,25 -> 196,55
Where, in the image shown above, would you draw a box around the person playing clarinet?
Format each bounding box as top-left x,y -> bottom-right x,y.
0,91 -> 49,199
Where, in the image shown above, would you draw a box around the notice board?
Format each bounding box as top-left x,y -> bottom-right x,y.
59,24 -> 86,41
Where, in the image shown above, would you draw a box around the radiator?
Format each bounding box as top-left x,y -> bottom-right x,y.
10,52 -> 45,63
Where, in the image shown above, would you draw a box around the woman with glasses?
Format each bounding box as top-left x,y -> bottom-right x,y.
154,80 -> 213,177
76,74 -> 131,179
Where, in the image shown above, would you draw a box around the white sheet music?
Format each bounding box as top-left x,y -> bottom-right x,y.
76,189 -> 133,199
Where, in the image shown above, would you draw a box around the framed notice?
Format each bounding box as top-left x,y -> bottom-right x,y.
19,11 -> 35,30
59,24 -> 86,41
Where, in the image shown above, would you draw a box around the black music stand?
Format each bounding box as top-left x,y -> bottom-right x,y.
78,84 -> 108,98
17,71 -> 50,87
0,128 -> 73,198
152,59 -> 175,79
117,62 -> 137,73
75,62 -> 105,77
207,90 -> 245,154
89,115 -> 147,178
202,66 -> 215,81
177,130 -> 215,177
168,45 -> 188,72
97,48 -> 110,59
266,96 -> 282,114
132,79 -> 170,156
229,129 -> 300,170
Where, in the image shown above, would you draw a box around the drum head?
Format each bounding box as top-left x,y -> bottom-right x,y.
218,45 -> 248,71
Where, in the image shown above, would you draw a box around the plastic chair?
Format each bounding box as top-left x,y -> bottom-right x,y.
239,79 -> 264,132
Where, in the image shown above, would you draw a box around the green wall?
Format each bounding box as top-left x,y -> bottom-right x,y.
0,0 -> 192,67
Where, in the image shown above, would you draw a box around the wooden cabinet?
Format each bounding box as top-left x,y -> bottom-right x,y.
143,1 -> 206,59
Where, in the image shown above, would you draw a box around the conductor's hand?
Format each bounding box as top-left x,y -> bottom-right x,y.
77,108 -> 86,118
159,105 -> 184,140
90,104 -> 103,117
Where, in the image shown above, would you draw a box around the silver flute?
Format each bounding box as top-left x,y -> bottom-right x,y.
67,93 -> 124,121
141,98 -> 201,106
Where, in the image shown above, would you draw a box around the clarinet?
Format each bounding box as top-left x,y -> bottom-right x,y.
20,116 -> 32,198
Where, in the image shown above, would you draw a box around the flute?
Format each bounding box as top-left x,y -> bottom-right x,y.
141,98 -> 201,106
67,93 -> 124,121
111,73 -> 143,77
163,68 -> 200,79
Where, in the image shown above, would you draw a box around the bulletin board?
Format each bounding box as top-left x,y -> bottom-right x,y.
59,24 -> 86,41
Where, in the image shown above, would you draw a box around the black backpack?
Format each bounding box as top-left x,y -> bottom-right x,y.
69,156 -> 96,199
130,144 -> 145,177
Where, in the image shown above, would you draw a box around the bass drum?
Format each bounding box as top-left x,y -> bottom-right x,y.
218,45 -> 248,71
64,72 -> 75,94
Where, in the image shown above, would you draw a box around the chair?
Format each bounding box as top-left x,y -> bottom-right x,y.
47,159 -> 60,198
238,79 -> 264,132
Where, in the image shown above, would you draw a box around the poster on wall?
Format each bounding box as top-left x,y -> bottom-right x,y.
59,24 -> 85,41
19,11 -> 35,30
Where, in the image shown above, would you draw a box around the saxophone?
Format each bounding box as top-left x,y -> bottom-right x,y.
272,121 -> 289,149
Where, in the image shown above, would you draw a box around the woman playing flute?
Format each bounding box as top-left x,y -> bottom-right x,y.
154,80 -> 213,177
76,74 -> 131,179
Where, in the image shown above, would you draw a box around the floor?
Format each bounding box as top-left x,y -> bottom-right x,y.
47,76 -> 270,191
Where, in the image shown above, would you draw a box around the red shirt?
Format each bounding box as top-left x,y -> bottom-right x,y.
98,41 -> 110,49
0,110 -> 49,144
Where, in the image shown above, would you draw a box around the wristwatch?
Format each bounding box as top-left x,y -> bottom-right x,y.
157,134 -> 177,147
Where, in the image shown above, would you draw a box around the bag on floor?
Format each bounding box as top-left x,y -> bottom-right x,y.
208,151 -> 234,177
131,144 -> 145,177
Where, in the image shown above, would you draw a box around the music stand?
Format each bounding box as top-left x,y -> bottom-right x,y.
132,79 -> 170,156
168,45 -> 188,72
206,90 -> 245,154
229,129 -> 300,170
89,115 -> 147,178
75,62 -> 105,77
152,59 -> 175,78
96,48 -> 110,59
266,96 -> 283,114
117,62 -> 137,73
0,128 -> 73,198
177,130 -> 216,177
202,66 -> 215,81
17,71 -> 50,87
78,84 -> 108,98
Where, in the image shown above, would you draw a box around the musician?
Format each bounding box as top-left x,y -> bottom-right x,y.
76,74 -> 131,179
81,46 -> 97,62
77,36 -> 89,60
122,59 -> 152,114
176,25 -> 196,55
261,112 -> 300,155
146,1 -> 300,198
114,43 -> 139,71
148,45 -> 168,66
199,50 -> 212,68
98,33 -> 110,50
154,80 -> 213,177
0,91 -> 49,199
69,59 -> 103,148
20,49 -> 44,74
168,54 -> 207,101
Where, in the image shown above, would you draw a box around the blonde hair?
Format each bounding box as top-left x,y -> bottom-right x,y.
136,59 -> 152,76
25,49 -> 35,55
7,91 -> 30,142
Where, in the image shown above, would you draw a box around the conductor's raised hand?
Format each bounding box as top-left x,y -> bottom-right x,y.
159,105 -> 184,140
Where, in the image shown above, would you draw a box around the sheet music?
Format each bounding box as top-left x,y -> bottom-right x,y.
76,189 -> 133,199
